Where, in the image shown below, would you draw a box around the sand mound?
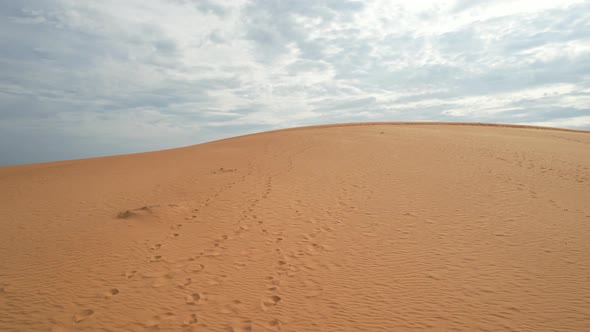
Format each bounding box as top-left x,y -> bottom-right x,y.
116,206 -> 156,220
1,123 -> 589,331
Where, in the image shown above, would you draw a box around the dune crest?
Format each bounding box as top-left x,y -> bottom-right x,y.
1,123 -> 589,331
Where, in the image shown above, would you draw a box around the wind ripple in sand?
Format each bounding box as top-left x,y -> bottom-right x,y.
1,123 -> 589,331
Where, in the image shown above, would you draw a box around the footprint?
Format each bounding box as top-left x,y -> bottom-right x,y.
306,243 -> 323,253
144,318 -> 160,331
171,233 -> 180,238
74,309 -> 95,323
183,313 -> 198,326
265,275 -> 281,284
187,264 -> 205,273
176,277 -> 192,289
277,260 -> 291,271
220,300 -> 244,314
145,313 -> 176,331
261,295 -> 281,310
104,288 -> 119,298
125,270 -> 137,279
150,255 -> 163,262
152,277 -> 169,288
267,319 -> 281,331
185,292 -> 201,305
231,319 -> 252,332
204,251 -> 221,258
207,275 -> 227,286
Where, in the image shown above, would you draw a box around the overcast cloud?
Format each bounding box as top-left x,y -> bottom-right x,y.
1,0 -> 589,165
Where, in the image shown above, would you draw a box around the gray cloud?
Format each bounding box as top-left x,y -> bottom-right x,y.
1,0 -> 589,165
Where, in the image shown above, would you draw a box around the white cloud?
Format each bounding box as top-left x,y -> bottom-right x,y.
0,0 -> 589,165
522,116 -> 590,128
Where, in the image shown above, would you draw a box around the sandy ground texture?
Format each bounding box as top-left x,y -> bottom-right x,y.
1,123 -> 589,332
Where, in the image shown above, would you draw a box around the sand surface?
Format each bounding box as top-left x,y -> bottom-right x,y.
1,123 -> 589,331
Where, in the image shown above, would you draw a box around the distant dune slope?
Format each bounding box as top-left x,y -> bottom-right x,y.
1,123 -> 589,331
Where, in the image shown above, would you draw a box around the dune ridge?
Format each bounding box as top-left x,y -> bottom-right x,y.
1,123 -> 589,331
217,121 -> 590,142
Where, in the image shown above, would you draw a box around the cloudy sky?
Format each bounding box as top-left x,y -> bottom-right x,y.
1,0 -> 589,165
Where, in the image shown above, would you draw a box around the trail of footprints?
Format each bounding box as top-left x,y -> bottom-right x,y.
226,173 -> 342,331
60,167 -> 250,330
70,288 -> 121,325
250,193 -> 341,330
142,170 -> 272,330
65,166 -> 341,331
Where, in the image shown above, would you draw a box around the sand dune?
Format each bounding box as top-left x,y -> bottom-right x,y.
1,123 -> 589,331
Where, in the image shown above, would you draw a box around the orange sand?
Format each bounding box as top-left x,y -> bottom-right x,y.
1,123 -> 589,331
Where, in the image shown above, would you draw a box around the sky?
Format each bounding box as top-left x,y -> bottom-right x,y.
1,0 -> 589,165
